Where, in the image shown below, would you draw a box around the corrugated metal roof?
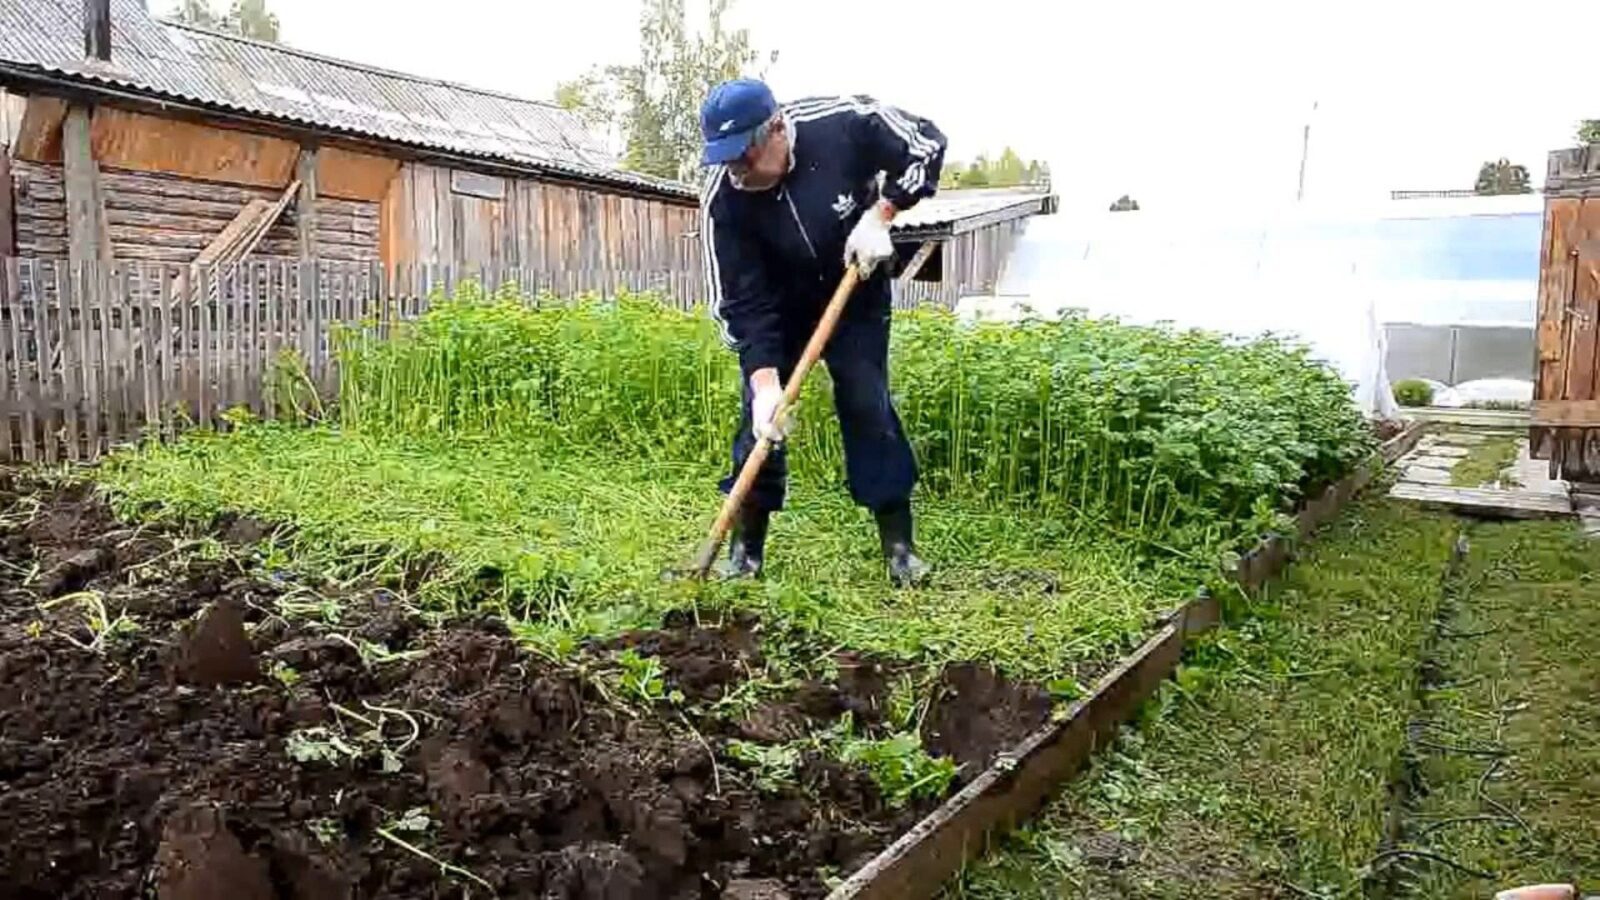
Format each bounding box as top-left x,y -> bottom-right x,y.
894,187 -> 1055,233
0,0 -> 695,199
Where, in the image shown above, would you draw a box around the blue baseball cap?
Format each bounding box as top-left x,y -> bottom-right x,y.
700,78 -> 778,166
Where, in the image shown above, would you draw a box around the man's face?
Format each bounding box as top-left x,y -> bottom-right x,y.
729,118 -> 789,190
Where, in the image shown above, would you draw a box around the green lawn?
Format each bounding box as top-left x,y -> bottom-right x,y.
951,499 -> 1600,899
101,423 -> 1196,682
950,497 -> 1462,898
1404,520 -> 1600,896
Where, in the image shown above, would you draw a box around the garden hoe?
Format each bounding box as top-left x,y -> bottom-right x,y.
672,265 -> 864,581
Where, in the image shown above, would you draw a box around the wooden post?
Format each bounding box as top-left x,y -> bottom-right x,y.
63,104 -> 109,269
0,152 -> 13,304
297,147 -> 318,259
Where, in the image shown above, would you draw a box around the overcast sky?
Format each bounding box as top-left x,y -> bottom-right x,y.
187,0 -> 1593,214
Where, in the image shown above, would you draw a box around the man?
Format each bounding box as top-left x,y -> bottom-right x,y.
698,78 -> 947,586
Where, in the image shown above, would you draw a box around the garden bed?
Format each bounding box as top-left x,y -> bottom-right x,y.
4,290 -> 1390,897
1,473 -> 1043,899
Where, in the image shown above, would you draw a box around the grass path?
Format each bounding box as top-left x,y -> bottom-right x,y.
950,497 -> 1461,898
1402,519 -> 1600,896
950,495 -> 1600,898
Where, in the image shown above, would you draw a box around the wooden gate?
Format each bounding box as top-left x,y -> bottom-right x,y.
1532,144 -> 1600,482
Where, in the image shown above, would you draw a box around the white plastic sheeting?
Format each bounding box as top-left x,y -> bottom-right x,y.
967,195 -> 1543,412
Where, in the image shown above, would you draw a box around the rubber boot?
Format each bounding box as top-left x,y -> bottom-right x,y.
719,505 -> 770,579
875,502 -> 930,587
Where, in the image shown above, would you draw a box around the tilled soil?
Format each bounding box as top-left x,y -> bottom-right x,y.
0,474 -> 1046,899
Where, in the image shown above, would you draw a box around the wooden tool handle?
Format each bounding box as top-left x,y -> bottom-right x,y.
689,266 -> 864,576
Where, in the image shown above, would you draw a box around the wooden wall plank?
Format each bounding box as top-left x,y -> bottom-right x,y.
63,106 -> 110,271
0,88 -> 26,150
1535,198 -> 1581,405
379,163 -> 408,271
137,264 -> 157,436
525,181 -> 546,270
316,145 -> 400,202
1533,398 -> 1600,427
14,158 -> 378,264
0,260 -> 15,461
409,165 -> 435,265
90,107 -> 298,190
1565,198 -> 1600,404
30,264 -> 51,462
0,152 -> 12,304
428,168 -> 452,268
11,95 -> 67,162
296,148 -> 319,258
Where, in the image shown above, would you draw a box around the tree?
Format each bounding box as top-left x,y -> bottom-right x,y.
1109,195 -> 1140,212
554,69 -> 621,149
557,0 -> 773,182
1580,120 -> 1600,144
1474,158 -> 1532,196
223,0 -> 280,42
167,0 -> 280,42
960,157 -> 990,187
169,0 -> 220,28
937,150 -> 1049,189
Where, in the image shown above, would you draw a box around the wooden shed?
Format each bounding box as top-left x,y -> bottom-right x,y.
890,187 -> 1058,307
0,0 -> 700,292
1532,144 -> 1600,482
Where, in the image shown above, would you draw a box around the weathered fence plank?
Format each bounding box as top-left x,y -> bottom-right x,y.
23,263 -> 45,463
0,261 -> 15,462
0,257 -> 716,461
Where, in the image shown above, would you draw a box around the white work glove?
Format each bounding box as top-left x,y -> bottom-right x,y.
751,381 -> 794,443
844,201 -> 896,276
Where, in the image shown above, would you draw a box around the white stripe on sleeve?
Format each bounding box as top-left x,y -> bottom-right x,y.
700,167 -> 735,347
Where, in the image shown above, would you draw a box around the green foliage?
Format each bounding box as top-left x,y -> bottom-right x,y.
1449,433 -> 1520,488
269,660 -> 301,688
383,807 -> 434,834
105,282 -> 1371,678
1392,378 -> 1434,408
616,648 -> 684,705
335,283 -> 1371,550
265,348 -> 324,423
285,727 -> 363,766
940,148 -> 1050,189
1474,158 -> 1532,196
307,818 -> 343,846
166,0 -> 281,42
837,731 -> 959,807
725,739 -> 802,793
556,0 -> 774,182
729,717 -> 956,806
104,425 -> 1182,680
1579,119 -> 1600,144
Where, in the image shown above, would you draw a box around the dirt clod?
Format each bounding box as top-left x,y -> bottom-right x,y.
176,601 -> 260,686
37,546 -> 113,597
155,805 -> 274,900
924,662 -> 1052,772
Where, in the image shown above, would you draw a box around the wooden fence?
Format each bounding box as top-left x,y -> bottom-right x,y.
0,258 -> 711,463
0,256 -> 968,464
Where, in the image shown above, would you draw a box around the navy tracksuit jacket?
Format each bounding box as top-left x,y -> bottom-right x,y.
700,95 -> 947,512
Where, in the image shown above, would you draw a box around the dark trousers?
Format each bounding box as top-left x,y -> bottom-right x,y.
720,306 -> 917,513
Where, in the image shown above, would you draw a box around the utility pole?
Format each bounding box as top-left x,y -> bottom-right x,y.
1297,100 -> 1318,203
